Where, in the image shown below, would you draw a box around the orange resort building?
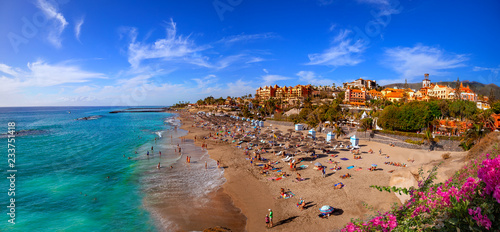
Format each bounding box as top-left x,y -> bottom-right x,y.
256,84 -> 312,100
344,87 -> 383,105
343,74 -> 485,108
343,78 -> 377,89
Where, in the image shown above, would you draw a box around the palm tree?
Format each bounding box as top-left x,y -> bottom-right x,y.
461,123 -> 489,149
475,112 -> 494,130
334,124 -> 346,140
360,118 -> 373,137
422,130 -> 437,150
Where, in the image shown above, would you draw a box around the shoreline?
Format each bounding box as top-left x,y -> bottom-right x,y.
176,111 -> 275,231
143,114 -> 246,231
173,110 -> 468,231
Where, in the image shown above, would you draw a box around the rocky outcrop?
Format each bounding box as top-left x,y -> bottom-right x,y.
389,156 -> 466,204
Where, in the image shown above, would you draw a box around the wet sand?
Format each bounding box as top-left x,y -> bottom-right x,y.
141,121 -> 246,232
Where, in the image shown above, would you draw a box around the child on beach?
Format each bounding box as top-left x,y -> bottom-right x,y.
268,209 -> 273,228
297,198 -> 305,211
265,215 -> 270,228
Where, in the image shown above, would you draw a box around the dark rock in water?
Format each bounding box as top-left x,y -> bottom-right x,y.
0,129 -> 47,138
109,108 -> 169,113
75,115 -> 103,120
203,226 -> 232,232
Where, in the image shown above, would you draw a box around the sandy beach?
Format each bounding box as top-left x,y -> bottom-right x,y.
175,111 -> 467,232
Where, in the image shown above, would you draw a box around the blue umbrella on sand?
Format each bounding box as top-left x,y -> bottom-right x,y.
320,205 -> 334,214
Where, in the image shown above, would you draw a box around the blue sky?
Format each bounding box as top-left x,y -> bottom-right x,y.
0,0 -> 499,106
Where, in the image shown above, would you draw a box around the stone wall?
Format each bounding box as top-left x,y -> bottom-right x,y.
264,120 -> 295,127
353,131 -> 464,152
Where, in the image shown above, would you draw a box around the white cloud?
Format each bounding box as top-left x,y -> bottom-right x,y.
329,24 -> 337,32
384,45 -> 468,79
75,16 -> 84,41
218,33 -> 278,44
0,64 -> 20,77
246,57 -> 265,64
226,79 -> 255,97
126,19 -> 259,71
473,66 -> 500,74
127,18 -> 209,69
0,61 -> 105,94
27,60 -> 106,86
296,71 -> 334,85
74,85 -> 96,93
192,74 -> 218,88
0,61 -> 106,106
307,29 -> 366,66
36,0 -> 68,48
261,74 -> 291,85
356,0 -> 402,16
214,54 -> 246,70
357,0 -> 389,5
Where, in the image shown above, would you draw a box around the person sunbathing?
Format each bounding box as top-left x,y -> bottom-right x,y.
334,182 -> 344,189
340,173 -> 351,179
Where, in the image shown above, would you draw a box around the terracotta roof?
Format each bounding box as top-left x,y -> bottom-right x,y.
385,92 -> 403,98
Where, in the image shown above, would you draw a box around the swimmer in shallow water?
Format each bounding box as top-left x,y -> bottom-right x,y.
157,162 -> 161,169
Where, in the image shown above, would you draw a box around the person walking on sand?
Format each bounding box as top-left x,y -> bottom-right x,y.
379,149 -> 382,155
268,209 -> 273,228
205,161 -> 207,169
322,166 -> 326,178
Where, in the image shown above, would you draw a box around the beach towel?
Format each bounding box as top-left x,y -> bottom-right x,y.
355,168 -> 362,171
276,170 -> 282,173
347,165 -> 355,170
275,177 -> 282,181
256,164 -> 264,166
283,191 -> 295,199
340,158 -> 349,161
299,165 -> 308,169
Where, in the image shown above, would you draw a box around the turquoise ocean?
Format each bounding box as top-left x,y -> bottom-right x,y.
0,107 -> 245,232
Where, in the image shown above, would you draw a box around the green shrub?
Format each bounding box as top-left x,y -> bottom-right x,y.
405,139 -> 424,145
